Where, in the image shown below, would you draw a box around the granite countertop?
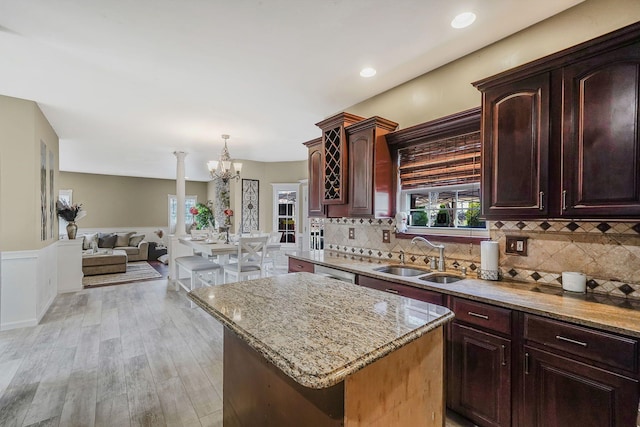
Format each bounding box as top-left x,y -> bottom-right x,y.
188,272 -> 453,389
287,251 -> 640,339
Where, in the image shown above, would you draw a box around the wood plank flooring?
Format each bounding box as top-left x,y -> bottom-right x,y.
0,276 -> 473,427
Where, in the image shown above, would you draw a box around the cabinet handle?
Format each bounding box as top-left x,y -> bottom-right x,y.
467,311 -> 489,320
500,345 -> 506,366
562,190 -> 567,211
539,191 -> 544,210
524,352 -> 530,375
555,335 -> 588,347
385,288 -> 399,294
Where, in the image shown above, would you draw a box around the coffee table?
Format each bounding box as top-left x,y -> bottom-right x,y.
82,249 -> 128,276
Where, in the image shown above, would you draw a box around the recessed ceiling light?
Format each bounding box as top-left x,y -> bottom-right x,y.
360,67 -> 377,78
451,12 -> 476,29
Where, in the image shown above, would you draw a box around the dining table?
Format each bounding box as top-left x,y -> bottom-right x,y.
178,236 -> 238,264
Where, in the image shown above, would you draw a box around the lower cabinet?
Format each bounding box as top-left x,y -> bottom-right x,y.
357,275 -> 444,305
522,346 -> 639,427
288,258 -> 315,273
449,323 -> 512,427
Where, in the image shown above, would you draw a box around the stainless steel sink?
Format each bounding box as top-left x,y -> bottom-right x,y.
419,273 -> 463,284
374,266 -> 431,277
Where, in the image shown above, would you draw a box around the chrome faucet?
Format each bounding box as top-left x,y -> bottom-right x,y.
399,250 -> 405,265
411,236 -> 445,271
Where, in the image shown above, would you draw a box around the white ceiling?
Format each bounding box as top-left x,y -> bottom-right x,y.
0,0 -> 582,181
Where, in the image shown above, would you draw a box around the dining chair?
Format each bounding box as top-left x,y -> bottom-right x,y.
223,235 -> 269,283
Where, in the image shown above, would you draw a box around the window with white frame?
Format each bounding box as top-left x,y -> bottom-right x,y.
168,195 -> 197,234
397,129 -> 488,237
272,183 -> 298,247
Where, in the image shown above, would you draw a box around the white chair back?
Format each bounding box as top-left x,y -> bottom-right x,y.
237,236 -> 268,269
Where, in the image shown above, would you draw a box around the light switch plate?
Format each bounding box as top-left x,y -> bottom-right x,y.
348,228 -> 355,239
382,229 -> 391,243
505,236 -> 528,256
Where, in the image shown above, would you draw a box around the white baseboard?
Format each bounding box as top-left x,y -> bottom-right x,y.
1,318 -> 38,331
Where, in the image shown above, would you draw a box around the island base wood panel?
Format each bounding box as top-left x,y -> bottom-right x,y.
345,324 -> 444,427
222,326 -> 445,427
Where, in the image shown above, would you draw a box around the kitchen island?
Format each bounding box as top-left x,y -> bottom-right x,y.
188,272 -> 454,426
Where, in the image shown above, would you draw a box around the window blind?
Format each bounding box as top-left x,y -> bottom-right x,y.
398,131 -> 481,190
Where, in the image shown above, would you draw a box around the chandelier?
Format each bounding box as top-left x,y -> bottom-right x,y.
207,134 -> 242,183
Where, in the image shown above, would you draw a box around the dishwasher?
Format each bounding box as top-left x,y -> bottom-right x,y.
314,265 -> 356,283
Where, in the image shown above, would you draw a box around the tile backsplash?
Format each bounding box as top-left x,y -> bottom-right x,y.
323,218 -> 640,299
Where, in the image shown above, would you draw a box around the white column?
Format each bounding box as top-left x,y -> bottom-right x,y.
174,151 -> 187,237
170,151 -> 192,285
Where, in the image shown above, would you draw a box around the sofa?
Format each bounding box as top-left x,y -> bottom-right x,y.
82,232 -> 149,262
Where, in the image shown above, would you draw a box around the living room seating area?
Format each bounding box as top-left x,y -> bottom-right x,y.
81,232 -> 149,276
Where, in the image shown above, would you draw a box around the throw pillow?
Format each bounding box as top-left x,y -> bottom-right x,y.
115,232 -> 135,247
129,234 -> 145,246
83,233 -> 98,250
98,232 -> 117,248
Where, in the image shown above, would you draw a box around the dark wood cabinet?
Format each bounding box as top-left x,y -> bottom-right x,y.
475,22 -> 640,219
315,112 -> 365,208
304,137 -> 325,218
288,258 -> 315,273
448,297 -> 513,427
522,346 -> 639,427
449,323 -> 512,427
561,42 -> 640,217
345,117 -> 398,217
480,74 -> 550,219
357,275 -> 443,305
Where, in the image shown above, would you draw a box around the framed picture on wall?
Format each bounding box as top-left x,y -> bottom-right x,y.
241,179 -> 259,233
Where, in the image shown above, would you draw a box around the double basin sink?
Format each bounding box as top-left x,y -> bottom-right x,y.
374,265 -> 463,284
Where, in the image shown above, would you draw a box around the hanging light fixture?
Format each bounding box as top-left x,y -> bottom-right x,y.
207,134 -> 242,183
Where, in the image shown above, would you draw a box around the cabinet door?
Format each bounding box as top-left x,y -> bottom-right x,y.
307,140 -> 326,217
323,126 -> 348,205
561,43 -> 640,217
449,323 -> 511,427
522,346 -> 639,427
348,128 -> 374,217
482,73 -> 550,218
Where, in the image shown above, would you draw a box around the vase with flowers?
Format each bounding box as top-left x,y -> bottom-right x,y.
56,200 -> 86,239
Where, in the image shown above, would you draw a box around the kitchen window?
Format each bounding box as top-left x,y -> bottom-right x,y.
396,124 -> 488,238
400,183 -> 488,237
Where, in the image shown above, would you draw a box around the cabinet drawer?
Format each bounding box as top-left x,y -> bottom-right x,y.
451,297 -> 512,335
358,276 -> 444,305
524,314 -> 638,373
288,258 -> 314,273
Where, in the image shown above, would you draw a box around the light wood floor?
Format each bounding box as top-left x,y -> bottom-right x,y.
0,277 -> 473,427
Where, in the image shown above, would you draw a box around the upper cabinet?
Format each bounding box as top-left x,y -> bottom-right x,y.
306,112 -> 398,218
561,43 -> 640,217
303,137 -> 325,218
346,117 -> 398,217
315,112 -> 365,206
480,73 -> 550,218
475,22 -> 640,220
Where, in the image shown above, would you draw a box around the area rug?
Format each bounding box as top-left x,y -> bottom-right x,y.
83,261 -> 163,288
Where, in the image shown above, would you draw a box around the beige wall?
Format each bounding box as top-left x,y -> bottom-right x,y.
0,95 -> 59,251
221,159 -> 308,233
58,172 -> 208,228
347,0 -> 640,127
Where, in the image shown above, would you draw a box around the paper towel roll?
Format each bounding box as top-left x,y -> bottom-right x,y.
562,272 -> 586,293
481,241 -> 499,272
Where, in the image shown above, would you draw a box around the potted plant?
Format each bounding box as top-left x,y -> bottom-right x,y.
56,200 -> 86,239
